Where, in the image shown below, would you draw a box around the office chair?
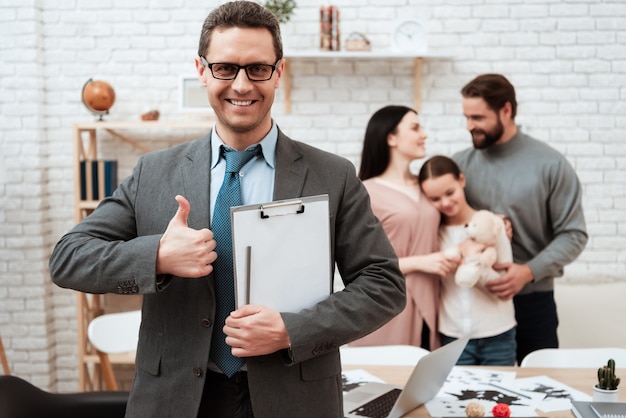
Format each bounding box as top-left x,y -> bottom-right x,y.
520,347 -> 626,368
340,344 -> 430,366
0,375 -> 128,418
87,309 -> 141,390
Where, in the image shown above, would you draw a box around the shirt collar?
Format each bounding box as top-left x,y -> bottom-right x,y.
210,122 -> 277,169
483,129 -> 526,158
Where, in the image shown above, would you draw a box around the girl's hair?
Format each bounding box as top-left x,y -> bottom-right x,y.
417,155 -> 462,185
358,105 -> 417,180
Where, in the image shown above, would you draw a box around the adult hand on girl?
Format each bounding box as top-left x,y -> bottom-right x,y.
486,262 -> 534,300
495,214 -> 513,241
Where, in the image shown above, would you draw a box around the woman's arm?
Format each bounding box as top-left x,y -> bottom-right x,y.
399,251 -> 460,277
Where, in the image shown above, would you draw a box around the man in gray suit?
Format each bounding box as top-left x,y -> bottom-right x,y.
49,2 -> 405,417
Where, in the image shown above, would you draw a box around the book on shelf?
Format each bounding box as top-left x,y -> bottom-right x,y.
80,160 -> 118,201
572,400 -> 626,418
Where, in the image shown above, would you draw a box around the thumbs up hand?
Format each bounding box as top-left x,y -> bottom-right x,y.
156,195 -> 217,278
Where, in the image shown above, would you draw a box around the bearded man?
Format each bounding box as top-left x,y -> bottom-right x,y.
453,73 -> 588,365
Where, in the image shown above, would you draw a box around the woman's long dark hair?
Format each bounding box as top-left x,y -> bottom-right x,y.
358,105 -> 416,180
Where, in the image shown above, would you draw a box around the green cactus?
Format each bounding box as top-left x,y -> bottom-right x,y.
597,358 -> 621,390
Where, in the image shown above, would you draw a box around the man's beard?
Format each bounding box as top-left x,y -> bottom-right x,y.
470,117 -> 504,149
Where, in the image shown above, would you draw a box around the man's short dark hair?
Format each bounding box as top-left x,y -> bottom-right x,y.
461,74 -> 517,119
198,1 -> 283,62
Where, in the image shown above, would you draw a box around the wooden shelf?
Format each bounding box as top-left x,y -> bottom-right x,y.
284,49 -> 451,59
282,49 -> 452,113
74,119 -> 215,130
71,118 -> 213,391
72,120 -> 214,223
78,201 -> 99,210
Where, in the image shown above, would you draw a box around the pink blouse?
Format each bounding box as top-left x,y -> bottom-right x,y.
351,178 -> 441,349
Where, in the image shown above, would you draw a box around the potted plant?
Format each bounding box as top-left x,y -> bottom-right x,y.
593,358 -> 621,402
262,0 -> 297,24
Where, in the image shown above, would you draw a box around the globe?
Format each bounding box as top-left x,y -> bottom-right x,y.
82,79 -> 115,120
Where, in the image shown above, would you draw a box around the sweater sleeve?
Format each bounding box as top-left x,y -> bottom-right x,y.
526,157 -> 588,283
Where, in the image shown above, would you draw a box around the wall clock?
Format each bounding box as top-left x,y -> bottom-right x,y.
392,19 -> 428,54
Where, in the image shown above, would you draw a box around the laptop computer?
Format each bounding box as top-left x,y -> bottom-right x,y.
343,336 -> 469,418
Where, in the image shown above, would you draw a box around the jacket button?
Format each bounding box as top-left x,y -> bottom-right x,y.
201,318 -> 211,327
193,367 -> 203,377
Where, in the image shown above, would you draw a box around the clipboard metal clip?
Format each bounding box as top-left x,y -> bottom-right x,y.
260,199 -> 305,219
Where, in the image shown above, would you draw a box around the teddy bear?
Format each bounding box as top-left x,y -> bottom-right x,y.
446,210 -> 503,288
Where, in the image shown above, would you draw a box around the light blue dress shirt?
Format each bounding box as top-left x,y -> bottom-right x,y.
209,122 -> 277,223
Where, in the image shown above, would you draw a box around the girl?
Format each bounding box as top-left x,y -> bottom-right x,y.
418,155 -> 516,365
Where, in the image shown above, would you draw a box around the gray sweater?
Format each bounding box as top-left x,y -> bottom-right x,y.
453,131 -> 588,294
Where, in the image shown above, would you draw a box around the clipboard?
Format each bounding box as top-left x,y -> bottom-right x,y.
231,194 -> 332,313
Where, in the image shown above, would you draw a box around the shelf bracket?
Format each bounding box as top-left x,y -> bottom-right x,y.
283,58 -> 292,114
104,129 -> 150,154
413,57 -> 424,112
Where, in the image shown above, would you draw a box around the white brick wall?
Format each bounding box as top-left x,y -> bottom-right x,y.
1,0 -> 625,391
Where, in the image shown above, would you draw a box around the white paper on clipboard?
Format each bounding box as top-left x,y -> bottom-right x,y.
231,194 -> 332,313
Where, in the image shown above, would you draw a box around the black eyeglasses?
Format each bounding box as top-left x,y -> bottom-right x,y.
200,56 -> 280,81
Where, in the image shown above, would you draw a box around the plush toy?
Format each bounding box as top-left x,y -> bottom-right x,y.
447,210 -> 502,288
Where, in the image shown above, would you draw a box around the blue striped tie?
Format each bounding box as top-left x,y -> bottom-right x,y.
210,145 -> 260,377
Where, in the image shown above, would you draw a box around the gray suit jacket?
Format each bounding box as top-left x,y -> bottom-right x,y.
50,129 -> 405,418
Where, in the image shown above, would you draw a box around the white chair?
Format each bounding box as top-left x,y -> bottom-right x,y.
87,310 -> 141,390
520,347 -> 626,368
340,345 -> 430,366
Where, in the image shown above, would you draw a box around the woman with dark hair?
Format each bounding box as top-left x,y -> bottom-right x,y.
352,105 -> 459,350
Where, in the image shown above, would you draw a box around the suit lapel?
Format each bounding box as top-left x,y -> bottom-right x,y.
180,133 -> 212,230
181,130 -> 306,223
273,131 -> 307,200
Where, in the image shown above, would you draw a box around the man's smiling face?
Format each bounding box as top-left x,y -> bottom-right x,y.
196,26 -> 283,147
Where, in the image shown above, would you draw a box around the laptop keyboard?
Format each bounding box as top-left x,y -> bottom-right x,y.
349,388 -> 402,418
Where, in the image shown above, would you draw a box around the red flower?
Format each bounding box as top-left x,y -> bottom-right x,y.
492,403 -> 511,417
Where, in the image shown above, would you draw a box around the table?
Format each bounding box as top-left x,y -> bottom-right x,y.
344,365 -> 625,417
